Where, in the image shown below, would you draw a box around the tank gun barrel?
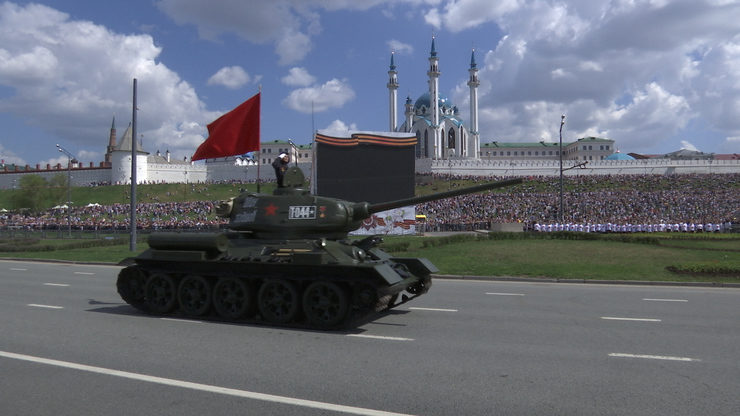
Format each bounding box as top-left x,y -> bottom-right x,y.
364,177 -> 523,216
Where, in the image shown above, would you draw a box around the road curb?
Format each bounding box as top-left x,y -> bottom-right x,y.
433,274 -> 740,288
0,257 -> 119,266
3,258 -> 739,288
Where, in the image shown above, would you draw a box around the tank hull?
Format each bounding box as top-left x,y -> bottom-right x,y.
117,232 -> 435,329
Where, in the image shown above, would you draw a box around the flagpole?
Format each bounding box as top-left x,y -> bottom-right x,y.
310,101 -> 316,194
130,78 -> 137,252
256,85 -> 262,193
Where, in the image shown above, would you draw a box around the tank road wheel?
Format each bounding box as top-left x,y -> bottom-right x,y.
213,277 -> 254,320
258,280 -> 299,324
178,275 -> 212,317
145,273 -> 178,314
116,266 -> 147,309
303,281 -> 349,328
385,294 -> 400,310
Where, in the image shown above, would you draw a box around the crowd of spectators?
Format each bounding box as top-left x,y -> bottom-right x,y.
1,173 -> 737,233
0,201 -> 225,231
417,173 -> 738,232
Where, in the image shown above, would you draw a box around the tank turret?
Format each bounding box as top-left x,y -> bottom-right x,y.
217,166 -> 523,239
117,166 -> 523,329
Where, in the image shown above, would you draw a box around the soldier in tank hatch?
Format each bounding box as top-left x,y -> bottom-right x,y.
272,153 -> 290,187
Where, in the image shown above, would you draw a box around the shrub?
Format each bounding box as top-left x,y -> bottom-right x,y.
666,262 -> 740,277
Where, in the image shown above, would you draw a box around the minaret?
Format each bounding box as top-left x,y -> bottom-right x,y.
105,116 -> 116,165
387,52 -> 399,132
467,49 -> 480,159
404,96 -> 413,133
427,36 -> 441,158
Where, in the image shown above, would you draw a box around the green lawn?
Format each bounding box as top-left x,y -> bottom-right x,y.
391,238 -> 738,282
2,232 -> 738,284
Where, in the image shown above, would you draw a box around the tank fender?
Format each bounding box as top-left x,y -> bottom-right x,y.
372,263 -> 404,285
118,257 -> 137,267
390,257 -> 439,276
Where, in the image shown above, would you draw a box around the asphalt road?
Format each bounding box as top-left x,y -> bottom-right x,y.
1,260 -> 738,416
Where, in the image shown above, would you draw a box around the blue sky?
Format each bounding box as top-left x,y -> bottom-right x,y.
0,0 -> 739,167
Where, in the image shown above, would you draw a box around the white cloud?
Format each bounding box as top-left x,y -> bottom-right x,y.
680,140 -> 699,151
156,0 -> 297,43
275,29 -> 312,65
77,149 -> 101,163
283,78 -> 355,113
281,67 -> 316,87
388,39 -> 413,55
432,0 -> 523,32
321,119 -> 358,136
0,144 -> 25,166
423,8 -> 441,28
721,136 -> 740,154
156,0 -> 390,65
207,66 -> 251,89
440,0 -> 740,152
38,155 -> 69,169
0,2 -> 214,164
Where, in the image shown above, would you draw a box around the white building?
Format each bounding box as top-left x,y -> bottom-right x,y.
480,137 -> 616,162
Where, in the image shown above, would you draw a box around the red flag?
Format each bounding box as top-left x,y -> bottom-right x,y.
192,92 -> 260,161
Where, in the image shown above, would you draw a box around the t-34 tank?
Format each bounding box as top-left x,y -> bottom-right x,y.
117,167 -> 522,329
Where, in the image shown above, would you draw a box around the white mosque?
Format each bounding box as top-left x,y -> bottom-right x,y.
388,37 -> 481,160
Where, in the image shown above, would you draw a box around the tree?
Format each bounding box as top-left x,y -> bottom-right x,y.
47,173 -> 68,205
10,175 -> 46,212
9,174 -> 68,213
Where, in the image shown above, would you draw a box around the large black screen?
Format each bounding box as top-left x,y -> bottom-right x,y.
315,131 -> 416,203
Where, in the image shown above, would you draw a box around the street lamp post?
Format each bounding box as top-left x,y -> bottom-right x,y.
559,115 -> 565,223
56,144 -> 76,238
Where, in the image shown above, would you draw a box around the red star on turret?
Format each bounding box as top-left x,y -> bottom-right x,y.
264,203 -> 278,216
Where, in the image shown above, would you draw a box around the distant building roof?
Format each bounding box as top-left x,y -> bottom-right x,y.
661,149 -> 714,160
113,123 -> 148,155
481,136 -> 613,149
261,140 -> 312,150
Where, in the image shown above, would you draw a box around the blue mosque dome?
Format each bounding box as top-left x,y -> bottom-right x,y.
414,92 -> 454,112
605,151 -> 635,160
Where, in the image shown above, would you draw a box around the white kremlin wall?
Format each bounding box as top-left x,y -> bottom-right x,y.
1,157 -> 737,190
0,165 -> 110,188
145,161 -> 206,184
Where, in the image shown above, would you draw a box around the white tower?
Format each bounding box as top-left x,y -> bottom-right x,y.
404,96 -> 413,133
387,52 -> 399,132
467,49 -> 480,159
427,37 -> 442,159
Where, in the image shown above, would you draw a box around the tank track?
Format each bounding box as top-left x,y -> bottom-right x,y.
116,264 -> 431,330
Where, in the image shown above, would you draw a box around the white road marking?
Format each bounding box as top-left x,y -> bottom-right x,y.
44,283 -> 70,287
407,307 -> 458,312
74,272 -> 95,275
601,317 -> 661,322
10,268 -> 27,271
486,292 -> 525,296
28,304 -> 63,309
609,353 -> 700,362
0,350 -> 415,416
160,318 -> 202,324
346,334 -> 414,342
643,298 -> 688,302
